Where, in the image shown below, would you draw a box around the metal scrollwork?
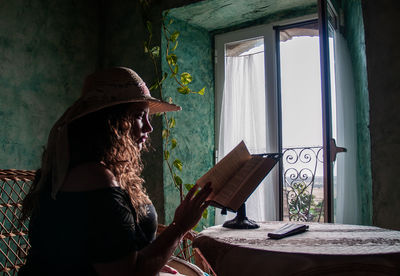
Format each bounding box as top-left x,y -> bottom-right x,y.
282,146 -> 324,222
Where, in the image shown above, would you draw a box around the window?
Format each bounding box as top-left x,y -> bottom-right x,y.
215,8 -> 360,224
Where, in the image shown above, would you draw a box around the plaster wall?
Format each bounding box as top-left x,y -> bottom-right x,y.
362,0 -> 400,230
340,0 -> 372,225
0,0 -> 99,170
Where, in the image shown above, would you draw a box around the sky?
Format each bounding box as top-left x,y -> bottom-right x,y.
280,36 -> 324,148
239,36 -> 329,149
230,35 -> 337,178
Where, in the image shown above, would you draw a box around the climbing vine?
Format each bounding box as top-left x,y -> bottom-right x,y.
140,0 -> 206,218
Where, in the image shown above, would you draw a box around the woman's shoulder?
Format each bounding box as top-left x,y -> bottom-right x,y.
61,162 -> 120,192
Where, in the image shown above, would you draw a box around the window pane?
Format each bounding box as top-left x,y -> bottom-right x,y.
278,23 -> 325,222
216,36 -> 277,224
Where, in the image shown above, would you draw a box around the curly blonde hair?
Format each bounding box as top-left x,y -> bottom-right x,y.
22,103 -> 152,220
100,106 -> 152,216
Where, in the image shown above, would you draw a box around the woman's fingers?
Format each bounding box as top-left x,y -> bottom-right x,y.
194,183 -> 212,205
173,182 -> 213,231
200,200 -> 211,212
183,184 -> 199,201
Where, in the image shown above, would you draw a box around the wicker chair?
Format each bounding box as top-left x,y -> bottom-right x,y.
156,224 -> 216,276
0,169 -> 35,275
0,169 -> 216,276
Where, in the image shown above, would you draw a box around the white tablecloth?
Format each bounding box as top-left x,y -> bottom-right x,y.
193,222 -> 400,275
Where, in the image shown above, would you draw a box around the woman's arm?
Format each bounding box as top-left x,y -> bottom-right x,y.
93,183 -> 212,276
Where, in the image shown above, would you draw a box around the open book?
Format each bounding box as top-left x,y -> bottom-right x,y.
196,141 -> 279,212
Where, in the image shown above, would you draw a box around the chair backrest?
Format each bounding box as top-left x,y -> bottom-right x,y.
0,169 -> 35,276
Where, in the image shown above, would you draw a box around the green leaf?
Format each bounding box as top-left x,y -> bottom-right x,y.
202,208 -> 208,219
174,174 -> 183,186
197,87 -> 206,95
180,72 -> 192,85
150,46 -> 160,57
170,31 -> 180,42
177,86 -> 190,95
169,18 -> 174,25
149,82 -> 158,91
162,129 -> 169,139
171,138 -> 177,149
166,54 -> 178,66
172,40 -> 178,51
146,21 -> 152,34
164,150 -> 170,160
168,117 -> 176,129
173,159 -> 183,171
184,183 -> 195,192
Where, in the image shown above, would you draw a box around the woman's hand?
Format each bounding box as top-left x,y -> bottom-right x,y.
172,183 -> 212,233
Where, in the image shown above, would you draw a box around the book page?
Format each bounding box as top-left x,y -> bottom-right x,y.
196,141 -> 251,196
227,157 -> 278,210
210,157 -> 261,207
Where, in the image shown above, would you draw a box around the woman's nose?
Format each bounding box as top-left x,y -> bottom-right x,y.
143,116 -> 153,133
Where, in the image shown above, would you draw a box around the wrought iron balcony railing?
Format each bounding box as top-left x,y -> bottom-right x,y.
282,146 -> 324,222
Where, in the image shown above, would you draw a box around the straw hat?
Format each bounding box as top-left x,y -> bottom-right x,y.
38,67 -> 181,198
66,67 -> 181,122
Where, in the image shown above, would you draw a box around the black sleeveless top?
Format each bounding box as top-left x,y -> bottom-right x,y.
19,187 -> 157,276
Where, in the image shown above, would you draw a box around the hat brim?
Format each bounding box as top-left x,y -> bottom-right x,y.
147,97 -> 182,114
66,96 -> 181,124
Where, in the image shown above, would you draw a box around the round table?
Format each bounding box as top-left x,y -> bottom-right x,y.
193,222 -> 400,275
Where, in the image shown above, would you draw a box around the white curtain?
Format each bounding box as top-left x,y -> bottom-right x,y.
334,33 -> 361,224
215,52 -> 277,225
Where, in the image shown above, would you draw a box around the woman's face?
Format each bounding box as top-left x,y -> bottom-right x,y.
130,102 -> 153,150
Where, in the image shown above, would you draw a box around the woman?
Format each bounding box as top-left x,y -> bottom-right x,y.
19,67 -> 212,276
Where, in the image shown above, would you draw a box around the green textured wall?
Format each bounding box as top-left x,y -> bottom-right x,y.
0,0 -> 99,267
168,0 -> 316,31
362,0 -> 400,230
0,0 -> 99,170
341,0 -> 372,225
161,16 -> 215,229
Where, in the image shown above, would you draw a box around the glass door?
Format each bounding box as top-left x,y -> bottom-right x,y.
276,20 -> 326,222
215,9 -> 355,224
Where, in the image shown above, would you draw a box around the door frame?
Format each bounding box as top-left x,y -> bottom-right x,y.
318,0 -> 338,222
